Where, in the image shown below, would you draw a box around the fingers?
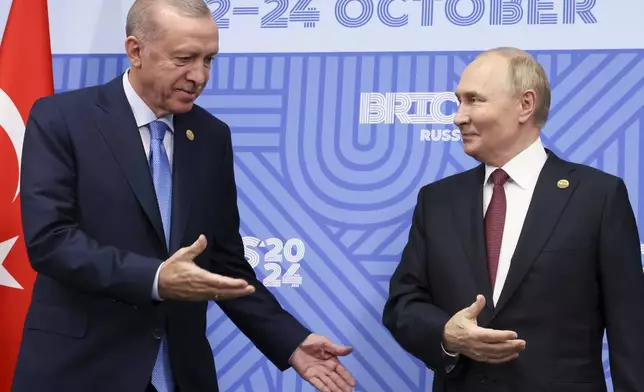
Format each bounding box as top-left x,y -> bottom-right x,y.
323,342 -> 354,357
162,263 -> 255,301
169,235 -> 208,263
478,339 -> 525,355
485,352 -> 520,364
208,273 -> 252,290
463,294 -> 486,319
161,235 -> 259,301
201,271 -> 255,300
466,338 -> 526,363
318,372 -> 343,392
183,234 -> 208,259
474,327 -> 518,343
181,269 -> 257,301
472,348 -> 521,364
212,285 -> 256,301
309,367 -> 352,392
328,372 -> 352,392
308,377 -> 330,392
191,267 -> 252,291
454,322 -> 525,364
303,355 -> 356,392
329,363 -> 357,389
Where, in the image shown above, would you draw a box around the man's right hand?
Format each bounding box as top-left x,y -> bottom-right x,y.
442,295 -> 526,364
158,235 -> 256,301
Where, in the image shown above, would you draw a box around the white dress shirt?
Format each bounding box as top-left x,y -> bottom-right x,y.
483,137 -> 548,306
442,137 -> 548,365
122,71 -> 174,301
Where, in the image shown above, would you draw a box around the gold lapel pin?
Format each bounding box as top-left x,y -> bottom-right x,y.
557,179 -> 569,189
186,129 -> 195,141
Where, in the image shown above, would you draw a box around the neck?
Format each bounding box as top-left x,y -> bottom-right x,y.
485,130 -> 540,167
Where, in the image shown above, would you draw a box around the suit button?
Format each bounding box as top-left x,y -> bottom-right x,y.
152,329 -> 163,340
479,375 -> 488,384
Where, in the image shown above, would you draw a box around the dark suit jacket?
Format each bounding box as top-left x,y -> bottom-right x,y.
383,151 -> 644,392
12,75 -> 311,392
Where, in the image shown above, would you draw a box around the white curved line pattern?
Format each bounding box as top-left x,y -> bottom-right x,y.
281,55 -> 457,226
0,88 -> 25,202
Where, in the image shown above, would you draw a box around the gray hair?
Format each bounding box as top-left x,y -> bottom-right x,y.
480,47 -> 551,128
126,0 -> 212,43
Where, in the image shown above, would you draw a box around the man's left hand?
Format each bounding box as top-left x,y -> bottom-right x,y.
289,334 -> 357,392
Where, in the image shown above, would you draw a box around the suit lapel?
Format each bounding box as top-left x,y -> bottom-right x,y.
452,164 -> 495,321
169,115 -> 199,253
492,152 -> 577,317
94,77 -> 166,249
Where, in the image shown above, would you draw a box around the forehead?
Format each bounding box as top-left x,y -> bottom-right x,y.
456,54 -> 510,97
153,9 -> 219,49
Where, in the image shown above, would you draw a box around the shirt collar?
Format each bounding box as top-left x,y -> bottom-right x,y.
484,137 -> 548,189
122,71 -> 174,132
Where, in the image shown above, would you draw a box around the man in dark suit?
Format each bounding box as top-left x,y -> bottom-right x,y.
12,1 -> 356,391
383,47 -> 644,392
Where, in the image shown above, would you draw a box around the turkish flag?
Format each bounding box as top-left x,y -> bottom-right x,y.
0,0 -> 53,388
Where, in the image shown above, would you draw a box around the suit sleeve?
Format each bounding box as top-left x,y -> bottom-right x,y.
205,123 -> 311,371
599,178 -> 644,392
382,186 -> 454,373
20,98 -> 162,307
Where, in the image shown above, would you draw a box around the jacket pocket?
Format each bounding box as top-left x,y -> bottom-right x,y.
24,301 -> 88,338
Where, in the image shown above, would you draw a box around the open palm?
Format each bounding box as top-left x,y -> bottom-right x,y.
289,334 -> 357,392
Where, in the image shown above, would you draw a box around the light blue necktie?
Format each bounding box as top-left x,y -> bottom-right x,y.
148,120 -> 174,392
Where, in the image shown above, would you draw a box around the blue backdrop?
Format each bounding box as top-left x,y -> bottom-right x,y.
1,1 -> 643,391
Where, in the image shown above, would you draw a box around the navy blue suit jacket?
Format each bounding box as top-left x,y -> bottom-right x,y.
383,153 -> 644,392
12,75 -> 311,392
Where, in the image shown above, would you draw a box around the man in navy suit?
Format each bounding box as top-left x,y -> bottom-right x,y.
383,47 -> 644,391
12,1 -> 356,391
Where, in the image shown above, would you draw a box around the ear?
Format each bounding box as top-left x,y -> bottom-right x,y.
517,89 -> 537,124
125,36 -> 144,69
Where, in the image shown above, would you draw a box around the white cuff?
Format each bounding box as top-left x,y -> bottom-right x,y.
151,262 -> 164,301
441,342 -> 459,374
441,342 -> 459,358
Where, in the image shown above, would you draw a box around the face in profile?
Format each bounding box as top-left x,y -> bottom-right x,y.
453,54 -> 523,165
128,7 -> 219,116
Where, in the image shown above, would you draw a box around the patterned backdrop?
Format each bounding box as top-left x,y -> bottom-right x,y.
46,49 -> 644,391
1,0 -> 643,390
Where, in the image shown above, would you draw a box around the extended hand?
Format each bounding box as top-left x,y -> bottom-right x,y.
158,235 -> 255,301
442,295 -> 526,364
289,334 -> 357,392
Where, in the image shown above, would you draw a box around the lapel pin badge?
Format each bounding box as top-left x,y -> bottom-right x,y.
186,129 -> 195,141
557,179 -> 569,189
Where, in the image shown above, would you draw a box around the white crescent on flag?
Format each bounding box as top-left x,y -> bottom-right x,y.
0,87 -> 25,202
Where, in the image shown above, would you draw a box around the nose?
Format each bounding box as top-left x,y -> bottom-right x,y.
186,63 -> 209,87
454,106 -> 469,128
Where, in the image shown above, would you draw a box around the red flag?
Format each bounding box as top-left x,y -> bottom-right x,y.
0,0 -> 53,388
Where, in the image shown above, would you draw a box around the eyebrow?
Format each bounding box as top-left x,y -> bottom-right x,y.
455,90 -> 481,101
456,90 -> 480,97
172,49 -> 218,58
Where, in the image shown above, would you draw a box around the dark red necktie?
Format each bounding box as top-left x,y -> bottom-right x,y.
485,169 -> 509,288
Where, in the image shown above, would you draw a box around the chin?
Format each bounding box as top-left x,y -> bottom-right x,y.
461,141 -> 481,159
169,101 -> 194,114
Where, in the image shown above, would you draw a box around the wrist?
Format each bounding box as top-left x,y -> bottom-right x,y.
441,324 -> 458,355
441,341 -> 459,357
288,333 -> 310,366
